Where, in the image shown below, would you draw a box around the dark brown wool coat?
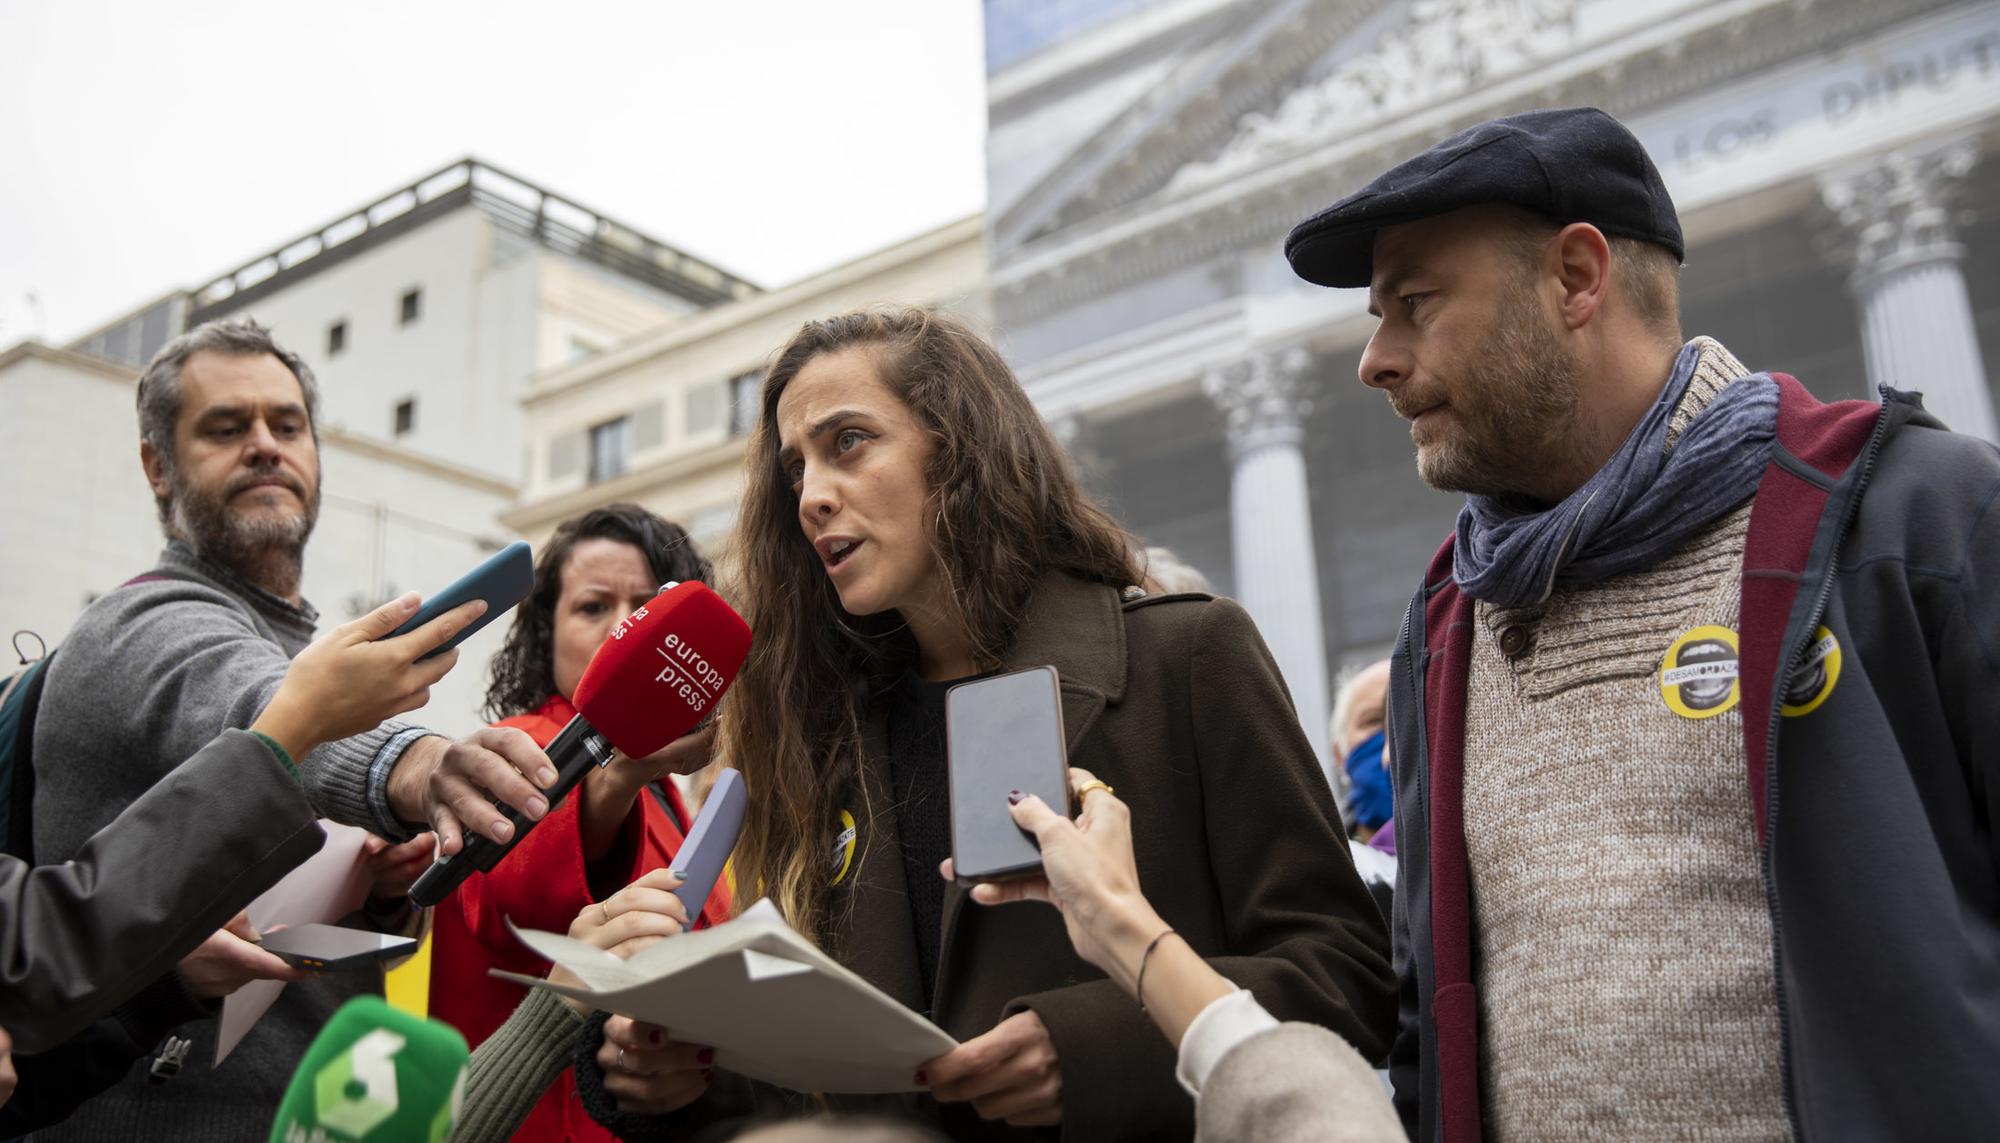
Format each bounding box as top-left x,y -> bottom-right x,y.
644,574 -> 1394,1141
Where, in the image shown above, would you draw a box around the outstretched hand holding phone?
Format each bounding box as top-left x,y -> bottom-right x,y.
251,592 -> 487,764
942,767 -> 1232,1051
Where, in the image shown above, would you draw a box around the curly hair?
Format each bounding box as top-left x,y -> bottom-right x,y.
719,307 -> 1136,940
482,503 -> 711,721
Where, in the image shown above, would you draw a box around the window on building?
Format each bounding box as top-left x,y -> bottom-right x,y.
686,380 -> 724,436
588,416 -> 631,483
549,430 -> 584,482
632,401 -> 665,453
327,320 -> 348,356
729,370 -> 765,436
400,288 -> 423,325
394,398 -> 416,437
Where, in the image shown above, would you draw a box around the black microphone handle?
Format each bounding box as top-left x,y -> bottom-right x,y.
407,714 -> 613,908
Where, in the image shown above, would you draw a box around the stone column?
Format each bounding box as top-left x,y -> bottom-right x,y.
1203,347 -> 1336,787
1819,138 -> 1995,442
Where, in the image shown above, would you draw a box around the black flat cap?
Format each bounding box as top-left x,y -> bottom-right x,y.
1284,106 -> 1683,288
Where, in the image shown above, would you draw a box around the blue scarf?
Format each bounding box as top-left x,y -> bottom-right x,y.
1453,340 -> 1779,608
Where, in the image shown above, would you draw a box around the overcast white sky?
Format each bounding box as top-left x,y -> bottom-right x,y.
0,0 -> 989,344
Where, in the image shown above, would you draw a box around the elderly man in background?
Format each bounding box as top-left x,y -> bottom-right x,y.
1329,660 -> 1393,844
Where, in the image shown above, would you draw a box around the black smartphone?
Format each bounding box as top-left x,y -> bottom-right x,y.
387,540 -> 534,661
256,924 -> 419,971
946,665 -> 1071,883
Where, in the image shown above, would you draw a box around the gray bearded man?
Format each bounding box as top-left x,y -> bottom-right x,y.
28,318 -> 558,1138
1287,108 -> 2000,1141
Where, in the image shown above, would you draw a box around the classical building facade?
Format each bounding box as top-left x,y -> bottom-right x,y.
985,0 -> 2000,780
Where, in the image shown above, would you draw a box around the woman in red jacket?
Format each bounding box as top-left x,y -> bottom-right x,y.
429,502 -> 730,1141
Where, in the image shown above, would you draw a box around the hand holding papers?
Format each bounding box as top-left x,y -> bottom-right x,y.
498,899 -> 956,1093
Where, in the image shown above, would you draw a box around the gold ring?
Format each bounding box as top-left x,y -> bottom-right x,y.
1075,780 -> 1115,801
599,902 -> 613,926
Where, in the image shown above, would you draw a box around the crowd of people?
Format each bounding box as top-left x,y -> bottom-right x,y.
2,105 -> 1994,1142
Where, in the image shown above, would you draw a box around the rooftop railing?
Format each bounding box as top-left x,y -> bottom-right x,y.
189,158 -> 757,323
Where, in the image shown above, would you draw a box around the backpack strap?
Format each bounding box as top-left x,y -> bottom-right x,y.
0,654 -> 53,862
0,571 -> 178,861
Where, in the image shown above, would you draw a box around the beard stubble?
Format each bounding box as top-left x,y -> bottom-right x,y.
167,461 -> 320,598
1413,287 -> 1590,503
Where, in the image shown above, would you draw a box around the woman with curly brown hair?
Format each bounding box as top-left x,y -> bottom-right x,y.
429,503 -> 727,1142
591,308 -> 1393,1142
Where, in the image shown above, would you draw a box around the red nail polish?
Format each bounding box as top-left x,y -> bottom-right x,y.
914,1070 -> 928,1086
649,1029 -> 663,1046
697,1048 -> 714,1065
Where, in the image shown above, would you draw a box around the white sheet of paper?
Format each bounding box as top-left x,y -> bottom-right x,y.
215,820 -> 373,1063
496,899 -> 958,1093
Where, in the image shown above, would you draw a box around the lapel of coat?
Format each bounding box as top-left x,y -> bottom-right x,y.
836,711 -> 929,1015
931,574 -> 1130,1011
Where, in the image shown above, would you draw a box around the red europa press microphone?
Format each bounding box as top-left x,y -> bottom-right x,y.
409,580 -> 752,908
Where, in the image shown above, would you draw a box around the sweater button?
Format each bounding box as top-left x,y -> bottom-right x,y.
1498,624 -> 1532,660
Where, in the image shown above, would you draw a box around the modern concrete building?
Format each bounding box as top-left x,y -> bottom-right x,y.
76,158 -> 758,486
4,158 -> 758,732
984,0 -> 2000,781
502,214 -> 989,557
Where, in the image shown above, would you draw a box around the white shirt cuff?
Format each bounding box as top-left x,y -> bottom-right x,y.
1175,987 -> 1280,1097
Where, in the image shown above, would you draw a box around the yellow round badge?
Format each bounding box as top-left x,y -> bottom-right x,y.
1780,626 -> 1842,717
829,809 -> 858,887
1660,624 -> 1741,719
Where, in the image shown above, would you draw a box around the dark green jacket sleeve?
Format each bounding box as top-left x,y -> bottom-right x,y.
0,729 -> 324,1053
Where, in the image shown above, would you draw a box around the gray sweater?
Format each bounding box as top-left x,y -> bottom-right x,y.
28,541 -> 430,1139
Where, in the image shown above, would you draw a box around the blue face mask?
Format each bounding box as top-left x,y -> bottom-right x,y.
1345,729 -> 1385,774
1343,730 -> 1393,831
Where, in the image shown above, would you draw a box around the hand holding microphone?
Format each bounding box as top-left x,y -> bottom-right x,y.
536,869 -> 714,1114
407,581 -> 752,907
578,724 -> 718,863
563,870 -> 714,1118
561,868 -> 690,970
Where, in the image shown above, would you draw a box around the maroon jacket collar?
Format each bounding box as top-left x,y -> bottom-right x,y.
1415,374 -> 1883,1140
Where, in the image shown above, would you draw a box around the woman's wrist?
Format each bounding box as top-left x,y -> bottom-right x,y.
250,697 -> 318,767
1092,895 -> 1172,993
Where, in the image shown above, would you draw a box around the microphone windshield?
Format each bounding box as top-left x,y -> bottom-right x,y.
571,580 -> 752,758
268,995 -> 467,1143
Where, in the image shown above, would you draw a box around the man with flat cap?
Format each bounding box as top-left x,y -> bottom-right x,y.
1284,106 -> 2000,1141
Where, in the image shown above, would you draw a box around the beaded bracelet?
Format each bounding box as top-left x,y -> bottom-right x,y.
1135,928 -> 1179,1014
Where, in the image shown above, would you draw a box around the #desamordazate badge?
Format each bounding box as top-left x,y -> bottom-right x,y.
1781,626 -> 1841,717
1661,624 -> 1740,719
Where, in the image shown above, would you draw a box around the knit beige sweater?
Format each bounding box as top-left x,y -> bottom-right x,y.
1460,339 -> 1790,1140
